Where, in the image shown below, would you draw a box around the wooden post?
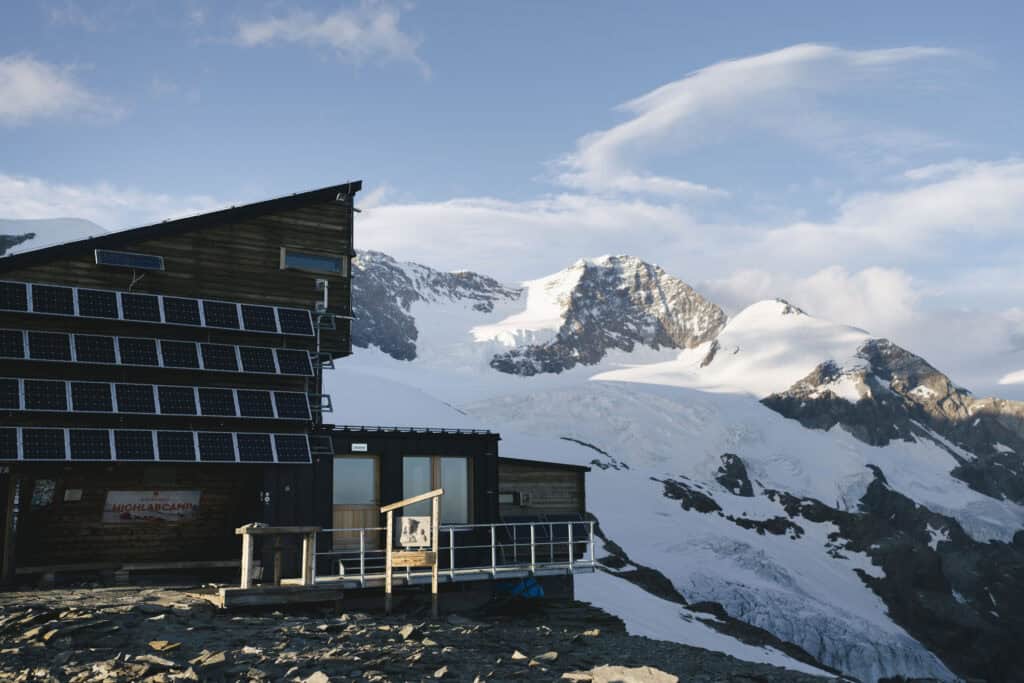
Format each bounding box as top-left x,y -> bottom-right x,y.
301,531 -> 315,587
431,495 -> 440,618
384,509 -> 393,615
239,530 -> 254,589
272,536 -> 283,586
1,475 -> 17,585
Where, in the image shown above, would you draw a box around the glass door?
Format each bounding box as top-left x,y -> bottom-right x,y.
332,455 -> 380,549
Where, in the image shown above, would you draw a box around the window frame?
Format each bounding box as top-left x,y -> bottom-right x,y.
401,455 -> 473,525
279,248 -> 349,276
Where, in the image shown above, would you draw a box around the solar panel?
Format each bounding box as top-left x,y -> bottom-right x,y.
274,434 -> 311,463
162,297 -> 202,326
114,430 -> 155,460
160,340 -> 200,369
202,301 -> 240,329
115,384 -> 156,413
0,428 -> 17,460
237,433 -> 274,462
275,349 -> 313,376
120,293 -> 162,322
198,432 -> 236,462
274,392 -> 311,420
95,250 -> 164,271
118,337 -> 160,366
198,388 -> 236,416
236,390 -> 274,417
157,431 -> 196,462
0,282 -> 28,311
77,289 -> 119,318
24,380 -> 68,411
31,284 -> 75,315
239,347 -> 277,374
200,343 -> 238,371
241,305 -> 278,332
0,330 -> 24,358
69,429 -> 112,460
22,428 -> 66,460
74,334 -> 116,364
28,331 -> 72,361
70,382 -> 114,412
277,308 -> 314,336
157,386 -> 197,415
0,379 -> 19,410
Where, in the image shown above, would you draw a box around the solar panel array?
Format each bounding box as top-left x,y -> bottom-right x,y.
0,280 -> 315,336
1,377 -> 311,419
0,329 -> 314,376
0,427 -> 311,463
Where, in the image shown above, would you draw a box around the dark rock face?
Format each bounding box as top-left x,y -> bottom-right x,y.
763,338 -> 1024,503
656,476 -> 722,514
716,453 -> 754,497
351,251 -> 519,360
763,467 -> 1024,683
0,232 -> 35,256
491,256 -> 726,376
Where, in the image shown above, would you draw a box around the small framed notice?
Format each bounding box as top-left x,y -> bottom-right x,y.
63,488 -> 83,502
351,443 -> 368,453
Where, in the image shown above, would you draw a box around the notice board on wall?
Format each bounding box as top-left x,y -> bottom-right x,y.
102,490 -> 200,523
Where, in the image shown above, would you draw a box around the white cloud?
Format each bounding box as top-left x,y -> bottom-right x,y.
760,159 -> 1024,262
359,193 -> 703,278
557,43 -> 955,197
703,266 -> 919,334
0,173 -> 223,229
0,55 -> 122,125
237,2 -> 427,76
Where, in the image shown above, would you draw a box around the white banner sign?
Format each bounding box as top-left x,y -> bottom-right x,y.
102,490 -> 200,524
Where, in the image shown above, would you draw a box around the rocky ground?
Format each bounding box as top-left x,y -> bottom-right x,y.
0,585 -> 835,682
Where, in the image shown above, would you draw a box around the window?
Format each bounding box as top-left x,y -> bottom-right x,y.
402,456 -> 471,524
95,249 -> 165,271
280,248 -> 348,276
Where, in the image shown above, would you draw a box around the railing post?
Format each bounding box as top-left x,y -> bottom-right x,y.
568,523 -> 574,571
589,521 -> 596,567
529,524 -> 536,574
549,523 -> 554,563
359,529 -> 366,586
513,525 -> 518,563
490,525 -> 497,576
449,528 -> 455,580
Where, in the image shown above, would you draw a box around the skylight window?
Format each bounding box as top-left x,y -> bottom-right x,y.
95,249 -> 165,271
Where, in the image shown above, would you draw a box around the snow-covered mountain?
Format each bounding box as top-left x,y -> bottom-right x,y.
0,218 -> 106,256
335,251 -> 1024,682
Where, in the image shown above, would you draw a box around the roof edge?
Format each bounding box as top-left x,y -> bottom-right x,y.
0,180 -> 362,272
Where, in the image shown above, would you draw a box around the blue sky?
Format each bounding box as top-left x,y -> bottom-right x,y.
2,1 -> 1024,393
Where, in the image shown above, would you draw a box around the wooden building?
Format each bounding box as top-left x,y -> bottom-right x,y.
0,182 -> 360,580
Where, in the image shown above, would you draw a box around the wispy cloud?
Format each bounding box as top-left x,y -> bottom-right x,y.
236,2 -> 428,76
46,0 -> 98,31
0,173 -> 223,229
0,55 -> 122,125
557,43 -> 957,197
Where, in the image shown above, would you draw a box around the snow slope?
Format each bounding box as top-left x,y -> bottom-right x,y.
0,218 -> 105,256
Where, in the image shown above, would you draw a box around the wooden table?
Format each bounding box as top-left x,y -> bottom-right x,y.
235,524 -> 320,589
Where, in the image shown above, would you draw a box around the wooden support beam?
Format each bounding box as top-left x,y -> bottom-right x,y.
240,532 -> 254,589
431,495 -> 440,619
384,509 -> 393,615
380,488 -> 444,513
301,531 -> 315,587
1,475 -> 16,585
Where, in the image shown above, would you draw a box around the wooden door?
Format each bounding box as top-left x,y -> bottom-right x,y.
332,456 -> 380,550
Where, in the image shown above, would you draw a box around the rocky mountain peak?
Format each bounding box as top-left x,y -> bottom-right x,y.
489,254 -> 727,375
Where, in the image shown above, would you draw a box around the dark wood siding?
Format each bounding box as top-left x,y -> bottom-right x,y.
498,460 -> 586,517
0,199 -> 353,356
13,463 -> 261,566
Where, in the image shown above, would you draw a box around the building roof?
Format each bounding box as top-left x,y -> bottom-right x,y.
499,456 -> 591,472
0,181 -> 362,273
331,425 -> 496,437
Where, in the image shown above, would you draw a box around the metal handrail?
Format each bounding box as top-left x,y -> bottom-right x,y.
313,520 -> 596,587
